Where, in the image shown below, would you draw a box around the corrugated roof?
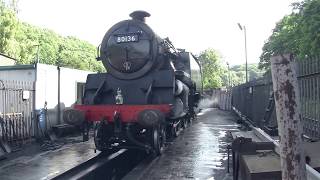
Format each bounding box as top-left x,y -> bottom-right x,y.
0,64 -> 36,71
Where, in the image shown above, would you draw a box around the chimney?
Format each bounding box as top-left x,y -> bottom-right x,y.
129,10 -> 150,23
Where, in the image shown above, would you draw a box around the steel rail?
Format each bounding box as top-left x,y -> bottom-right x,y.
52,149 -> 128,180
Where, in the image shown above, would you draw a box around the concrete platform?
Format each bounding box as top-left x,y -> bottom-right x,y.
129,108 -> 239,180
304,141 -> 320,171
0,138 -> 97,180
241,152 -> 282,180
231,128 -> 320,180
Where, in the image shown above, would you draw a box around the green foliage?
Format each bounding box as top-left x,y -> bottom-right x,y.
259,0 -> 320,70
0,1 -> 18,54
0,2 -> 104,72
198,49 -> 226,89
229,64 -> 265,86
197,48 -> 265,89
58,36 -> 104,72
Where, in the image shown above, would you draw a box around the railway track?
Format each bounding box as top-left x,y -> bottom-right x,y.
53,149 -> 146,180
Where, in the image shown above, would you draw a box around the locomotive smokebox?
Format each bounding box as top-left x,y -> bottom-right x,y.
99,10 -> 163,80
129,10 -> 150,22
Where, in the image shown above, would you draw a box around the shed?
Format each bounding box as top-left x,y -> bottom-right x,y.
0,63 -> 92,143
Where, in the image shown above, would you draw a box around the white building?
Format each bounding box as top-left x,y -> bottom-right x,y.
0,63 -> 92,140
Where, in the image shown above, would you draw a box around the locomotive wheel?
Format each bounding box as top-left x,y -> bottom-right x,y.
94,123 -> 105,151
192,114 -> 197,121
187,116 -> 193,126
160,124 -> 166,148
170,125 -> 176,138
182,118 -> 189,129
151,124 -> 166,155
171,121 -> 180,137
188,117 -> 192,126
94,122 -> 112,153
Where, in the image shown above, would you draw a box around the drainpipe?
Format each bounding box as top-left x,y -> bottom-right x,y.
57,66 -> 61,124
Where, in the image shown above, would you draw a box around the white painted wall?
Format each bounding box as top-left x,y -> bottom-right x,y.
35,63 -> 92,126
35,64 -> 59,127
36,64 -> 58,110
58,67 -> 92,124
60,67 -> 91,108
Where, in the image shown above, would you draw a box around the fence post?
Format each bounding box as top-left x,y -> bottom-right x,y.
270,54 -> 306,180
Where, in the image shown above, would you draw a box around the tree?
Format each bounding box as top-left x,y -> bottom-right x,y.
259,14 -> 300,70
58,36 -> 104,72
0,1 -> 18,55
227,64 -> 264,86
298,0 -> 320,57
0,2 -> 105,72
198,49 -> 226,89
197,48 -> 265,88
259,0 -> 320,70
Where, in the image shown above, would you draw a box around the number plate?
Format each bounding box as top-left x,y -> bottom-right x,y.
115,34 -> 139,43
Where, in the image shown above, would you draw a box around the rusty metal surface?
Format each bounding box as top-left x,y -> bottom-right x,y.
139,108 -> 239,180
270,54 -> 306,179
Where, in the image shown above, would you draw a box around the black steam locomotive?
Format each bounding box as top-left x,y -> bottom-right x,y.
67,11 -> 202,155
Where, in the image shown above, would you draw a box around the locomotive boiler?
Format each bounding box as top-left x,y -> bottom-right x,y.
66,11 -> 202,155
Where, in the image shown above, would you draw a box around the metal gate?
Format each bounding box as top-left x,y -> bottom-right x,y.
0,80 -> 35,147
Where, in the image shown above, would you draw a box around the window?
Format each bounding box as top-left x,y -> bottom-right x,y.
76,82 -> 85,104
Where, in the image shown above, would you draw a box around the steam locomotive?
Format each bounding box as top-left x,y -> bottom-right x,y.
65,11 -> 202,155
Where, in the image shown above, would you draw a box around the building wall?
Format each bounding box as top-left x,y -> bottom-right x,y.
60,67 -> 91,108
58,67 -> 91,125
0,66 -> 36,141
35,64 -> 92,127
0,54 -> 16,66
0,63 -> 92,132
35,64 -> 59,128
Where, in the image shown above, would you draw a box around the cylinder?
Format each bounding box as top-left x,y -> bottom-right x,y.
63,109 -> 85,126
175,80 -> 183,96
137,110 -> 164,128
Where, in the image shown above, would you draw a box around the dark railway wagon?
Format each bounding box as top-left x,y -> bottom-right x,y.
65,11 -> 202,155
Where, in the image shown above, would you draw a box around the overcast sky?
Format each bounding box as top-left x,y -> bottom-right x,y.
17,0 -> 296,65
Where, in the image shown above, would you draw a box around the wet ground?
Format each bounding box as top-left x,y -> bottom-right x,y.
0,138 -> 97,180
141,108 -> 239,180
0,108 -> 239,180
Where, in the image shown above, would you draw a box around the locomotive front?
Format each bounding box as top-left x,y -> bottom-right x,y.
99,11 -> 164,79
66,11 -> 202,155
